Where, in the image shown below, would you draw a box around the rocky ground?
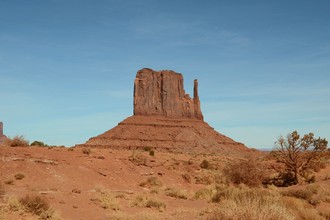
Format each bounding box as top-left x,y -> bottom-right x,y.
0,145 -> 329,220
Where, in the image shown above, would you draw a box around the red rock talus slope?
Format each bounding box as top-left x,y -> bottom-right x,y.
82,115 -> 248,155
79,68 -> 251,155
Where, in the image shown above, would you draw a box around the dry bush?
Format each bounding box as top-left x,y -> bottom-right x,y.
281,184 -> 330,206
181,173 -> 192,183
194,185 -> 219,202
82,147 -> 91,155
223,158 -> 265,187
129,152 -> 147,166
8,197 -> 26,215
97,191 -> 120,210
195,171 -> 215,185
19,195 -> 50,216
131,194 -> 166,212
164,187 -> 188,200
200,159 -> 212,169
281,196 -> 324,220
6,135 -> 29,147
209,186 -> 294,220
139,176 -> 163,188
14,173 -> 25,180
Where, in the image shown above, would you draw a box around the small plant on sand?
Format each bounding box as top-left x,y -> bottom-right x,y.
6,135 -> 29,147
4,180 -> 14,185
131,194 -> 166,212
19,195 -> 57,219
97,191 -> 120,211
200,159 -> 212,169
139,176 -> 163,188
164,187 -> 189,200
14,173 -> 25,180
129,151 -> 147,166
82,148 -> 91,155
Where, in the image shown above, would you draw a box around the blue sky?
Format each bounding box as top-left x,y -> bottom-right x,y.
1,0 -> 329,149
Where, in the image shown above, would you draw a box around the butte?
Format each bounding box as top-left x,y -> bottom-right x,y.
78,68 -> 251,155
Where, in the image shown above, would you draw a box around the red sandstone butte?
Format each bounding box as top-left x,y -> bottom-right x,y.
0,121 -> 8,144
79,68 -> 250,155
134,68 -> 203,120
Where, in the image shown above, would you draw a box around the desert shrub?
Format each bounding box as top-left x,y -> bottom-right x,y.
209,186 -> 294,220
195,171 -> 215,185
223,158 -> 265,187
181,173 -> 192,183
67,147 -> 74,151
194,185 -> 219,202
30,140 -> 46,147
149,150 -> 155,156
4,180 -> 14,185
131,194 -> 166,211
281,184 -> 330,206
200,159 -> 212,169
82,148 -> 91,155
281,196 -> 324,220
14,173 -> 25,180
19,195 -> 50,216
129,152 -> 147,166
8,196 -> 26,215
164,187 -> 188,200
6,135 -> 29,147
97,192 -> 120,210
139,176 -> 163,188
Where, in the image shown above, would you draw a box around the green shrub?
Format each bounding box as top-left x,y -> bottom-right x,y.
30,141 -> 46,147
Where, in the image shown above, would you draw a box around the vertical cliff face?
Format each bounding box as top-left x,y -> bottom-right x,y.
133,68 -> 204,120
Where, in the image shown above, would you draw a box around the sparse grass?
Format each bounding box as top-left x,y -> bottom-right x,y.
281,196 -> 324,220
14,173 -> 25,180
281,184 -> 330,206
19,195 -> 50,216
131,194 -> 166,212
6,135 -> 29,147
107,211 -> 162,220
8,196 -> 26,215
139,176 -> 163,188
194,185 -> 220,202
209,186 -> 295,220
97,191 -> 120,210
164,187 -> 189,200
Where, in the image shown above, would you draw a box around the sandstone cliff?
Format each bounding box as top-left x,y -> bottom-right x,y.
134,68 -> 203,120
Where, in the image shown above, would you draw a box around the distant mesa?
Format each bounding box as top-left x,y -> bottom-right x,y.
0,121 -> 8,144
78,68 -> 250,155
